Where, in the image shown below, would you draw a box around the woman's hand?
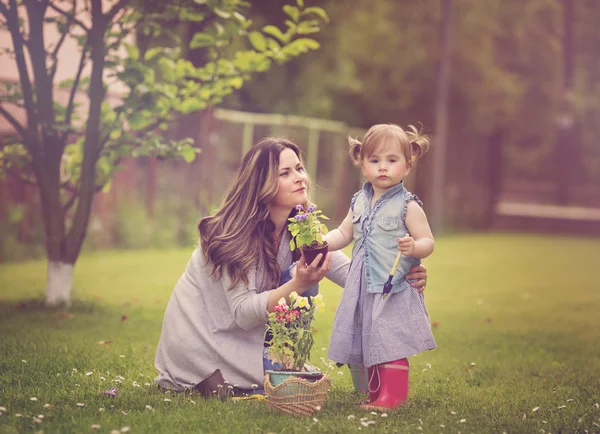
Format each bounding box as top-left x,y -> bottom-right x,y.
406,264 -> 428,294
293,252 -> 332,292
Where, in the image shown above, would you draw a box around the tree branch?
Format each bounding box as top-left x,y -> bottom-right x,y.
62,182 -> 105,212
62,191 -> 78,212
63,41 -> 89,143
0,2 -> 9,19
48,0 -> 78,80
48,1 -> 90,32
0,104 -> 27,139
105,0 -> 130,22
6,0 -> 38,135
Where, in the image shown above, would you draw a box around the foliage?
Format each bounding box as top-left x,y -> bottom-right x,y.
0,0 -> 330,190
287,204 -> 329,251
265,291 -> 325,371
228,0 -> 600,185
0,0 -> 329,302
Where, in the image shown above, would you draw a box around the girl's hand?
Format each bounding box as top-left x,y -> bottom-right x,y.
293,252 -> 331,291
397,235 -> 416,256
406,264 -> 427,294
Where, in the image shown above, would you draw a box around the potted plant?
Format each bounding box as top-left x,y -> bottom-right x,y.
263,292 -> 331,416
288,204 -> 329,267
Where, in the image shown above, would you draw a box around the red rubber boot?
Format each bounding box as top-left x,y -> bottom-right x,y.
361,359 -> 409,410
361,365 -> 380,405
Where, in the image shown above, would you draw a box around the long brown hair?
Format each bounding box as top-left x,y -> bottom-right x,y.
198,138 -> 308,290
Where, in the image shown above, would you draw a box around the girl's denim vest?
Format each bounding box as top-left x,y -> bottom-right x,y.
351,182 -> 422,294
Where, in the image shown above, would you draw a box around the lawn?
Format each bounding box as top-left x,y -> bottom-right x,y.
0,234 -> 599,433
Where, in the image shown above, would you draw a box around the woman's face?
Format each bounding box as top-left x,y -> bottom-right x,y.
271,148 -> 308,210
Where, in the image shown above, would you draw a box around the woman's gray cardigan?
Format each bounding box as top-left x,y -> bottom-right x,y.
154,232 -> 349,391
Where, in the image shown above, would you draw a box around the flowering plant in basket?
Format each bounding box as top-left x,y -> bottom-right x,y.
265,292 -> 325,371
288,204 -> 329,266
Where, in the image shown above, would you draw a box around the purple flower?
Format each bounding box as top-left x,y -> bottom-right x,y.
295,205 -> 304,211
294,215 -> 303,221
101,388 -> 119,397
307,206 -> 316,213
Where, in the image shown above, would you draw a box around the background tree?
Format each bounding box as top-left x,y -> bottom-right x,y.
0,0 -> 328,306
226,0 -> 600,227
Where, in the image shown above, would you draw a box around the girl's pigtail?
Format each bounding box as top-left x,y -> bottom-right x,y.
348,135 -> 363,165
405,124 -> 430,162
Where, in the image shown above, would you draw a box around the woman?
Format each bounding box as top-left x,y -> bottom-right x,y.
154,138 -> 428,396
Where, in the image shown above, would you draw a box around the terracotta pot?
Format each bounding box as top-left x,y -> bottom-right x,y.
302,242 -> 328,267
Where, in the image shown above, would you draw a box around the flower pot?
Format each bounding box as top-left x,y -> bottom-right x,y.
302,242 -> 328,267
264,371 -> 331,416
266,370 -> 323,388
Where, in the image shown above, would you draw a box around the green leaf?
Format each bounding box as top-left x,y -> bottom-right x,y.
102,179 -> 113,193
144,47 -> 163,62
179,9 -> 206,22
213,8 -> 231,19
263,25 -> 287,43
180,98 -> 207,114
267,38 -> 280,51
248,31 -> 267,52
180,146 -> 197,163
297,21 -> 320,35
58,78 -> 74,89
301,7 -> 329,23
297,0 -> 305,7
320,224 -> 328,234
157,57 -> 176,82
284,38 -> 320,55
283,5 -> 300,22
128,110 -> 154,130
190,32 -> 216,49
228,77 -> 244,89
289,239 -> 296,251
124,43 -> 139,61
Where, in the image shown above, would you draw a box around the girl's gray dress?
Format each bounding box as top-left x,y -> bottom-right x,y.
327,245 -> 437,368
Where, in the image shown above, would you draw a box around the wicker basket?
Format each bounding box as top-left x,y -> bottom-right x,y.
264,372 -> 331,417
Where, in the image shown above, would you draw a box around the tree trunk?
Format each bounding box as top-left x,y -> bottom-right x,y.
482,128 -> 504,228
40,3 -> 108,306
46,261 -> 75,306
429,0 -> 453,232
554,0 -> 575,204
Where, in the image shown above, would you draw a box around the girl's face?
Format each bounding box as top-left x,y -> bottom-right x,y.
271,148 -> 308,209
360,142 -> 410,192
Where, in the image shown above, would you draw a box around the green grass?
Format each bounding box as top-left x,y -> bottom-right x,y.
0,234 -> 599,433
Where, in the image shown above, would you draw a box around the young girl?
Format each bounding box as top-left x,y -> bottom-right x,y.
324,124 -> 436,410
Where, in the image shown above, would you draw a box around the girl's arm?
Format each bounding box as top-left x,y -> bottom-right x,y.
399,201 -> 435,259
323,208 -> 354,251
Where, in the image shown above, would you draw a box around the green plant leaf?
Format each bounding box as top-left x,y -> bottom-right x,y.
124,43 -> 139,61
248,31 -> 267,52
180,146 -> 197,163
301,7 -> 329,23
262,25 -> 287,43
190,32 -> 215,49
283,5 -> 299,22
